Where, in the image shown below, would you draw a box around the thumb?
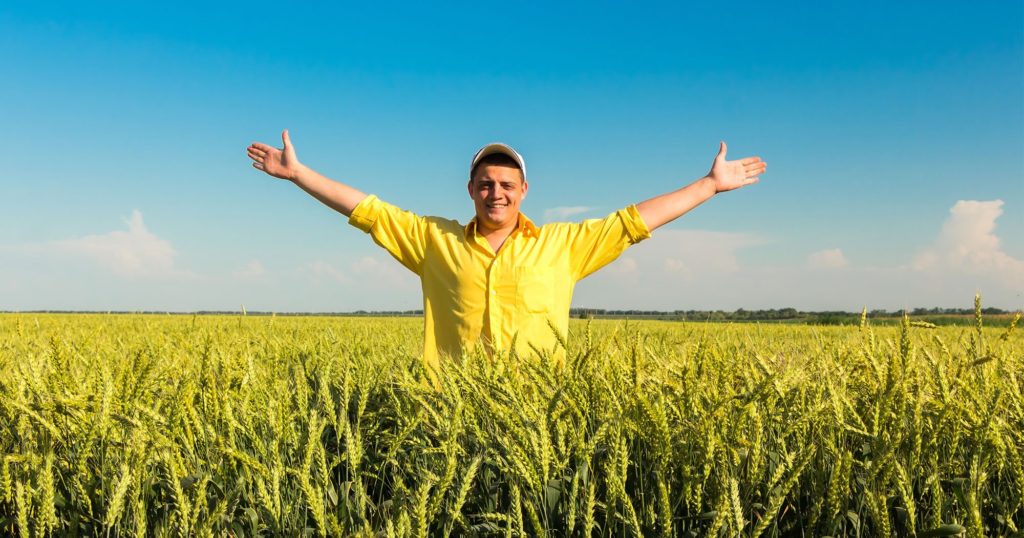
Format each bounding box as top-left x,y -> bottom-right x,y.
715,141 -> 727,163
281,129 -> 292,149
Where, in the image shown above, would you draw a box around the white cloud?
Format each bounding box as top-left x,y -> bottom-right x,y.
640,229 -> 765,274
350,256 -> 382,273
350,255 -> 418,288
807,248 -> 848,269
663,258 -> 688,274
1,210 -> 191,279
57,210 -> 178,277
303,260 -> 352,284
233,260 -> 266,278
575,201 -> 1023,311
575,228 -> 769,307
912,200 -> 1024,288
608,256 -> 638,274
299,255 -> 418,291
2,201 -> 1019,312
543,206 -> 598,223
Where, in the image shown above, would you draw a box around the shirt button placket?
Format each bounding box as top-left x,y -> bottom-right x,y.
488,264 -> 501,349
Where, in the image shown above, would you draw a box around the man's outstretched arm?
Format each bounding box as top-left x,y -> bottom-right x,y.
636,142 -> 766,231
247,130 -> 367,217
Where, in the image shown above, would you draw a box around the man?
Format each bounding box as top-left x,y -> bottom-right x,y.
246,131 -> 765,374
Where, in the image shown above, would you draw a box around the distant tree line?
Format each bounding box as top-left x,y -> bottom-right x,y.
2,310 -> 426,317
4,307 -> 1016,326
569,306 -> 1015,326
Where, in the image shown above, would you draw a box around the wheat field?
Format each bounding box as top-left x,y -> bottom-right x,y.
0,300 -> 1021,536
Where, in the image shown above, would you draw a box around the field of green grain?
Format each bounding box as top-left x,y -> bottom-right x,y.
0,303 -> 1021,536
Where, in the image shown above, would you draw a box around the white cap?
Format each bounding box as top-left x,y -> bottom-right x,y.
470,142 -> 526,180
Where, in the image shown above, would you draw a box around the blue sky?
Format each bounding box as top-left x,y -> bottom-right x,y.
1,1 -> 1022,312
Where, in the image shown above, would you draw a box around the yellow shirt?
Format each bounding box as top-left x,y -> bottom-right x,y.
348,195 -> 651,372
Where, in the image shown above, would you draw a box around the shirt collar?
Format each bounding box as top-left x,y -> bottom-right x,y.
464,212 -> 539,239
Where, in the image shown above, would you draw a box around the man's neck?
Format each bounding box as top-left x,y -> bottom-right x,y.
477,218 -> 519,253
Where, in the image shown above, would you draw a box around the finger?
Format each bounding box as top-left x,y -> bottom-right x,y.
282,129 -> 292,149
744,176 -> 760,186
739,156 -> 761,165
251,142 -> 275,152
247,147 -> 266,159
745,164 -> 767,176
715,141 -> 727,163
252,162 -> 265,170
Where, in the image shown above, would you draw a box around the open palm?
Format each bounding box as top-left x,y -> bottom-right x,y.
708,141 -> 766,193
247,130 -> 302,181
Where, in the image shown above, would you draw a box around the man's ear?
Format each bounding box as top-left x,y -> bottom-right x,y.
521,179 -> 528,199
467,178 -> 474,198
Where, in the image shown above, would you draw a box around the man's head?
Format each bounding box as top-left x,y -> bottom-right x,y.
468,143 -> 528,233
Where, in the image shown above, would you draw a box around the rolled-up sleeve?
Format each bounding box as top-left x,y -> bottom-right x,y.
620,204 -> 652,244
347,195 -> 429,275
348,194 -> 383,233
565,204 -> 651,281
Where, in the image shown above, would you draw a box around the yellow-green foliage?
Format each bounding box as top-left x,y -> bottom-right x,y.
0,307 -> 1021,536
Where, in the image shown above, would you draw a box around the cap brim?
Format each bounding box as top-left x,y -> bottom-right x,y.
470,142 -> 526,179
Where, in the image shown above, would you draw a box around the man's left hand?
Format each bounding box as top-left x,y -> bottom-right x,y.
707,141 -> 766,193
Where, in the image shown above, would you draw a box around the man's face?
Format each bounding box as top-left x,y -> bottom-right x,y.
468,164 -> 528,233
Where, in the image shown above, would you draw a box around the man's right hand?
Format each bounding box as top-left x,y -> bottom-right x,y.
247,129 -> 303,181
248,130 -> 368,216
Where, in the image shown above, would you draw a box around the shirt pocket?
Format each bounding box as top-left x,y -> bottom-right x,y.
516,266 -> 555,314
